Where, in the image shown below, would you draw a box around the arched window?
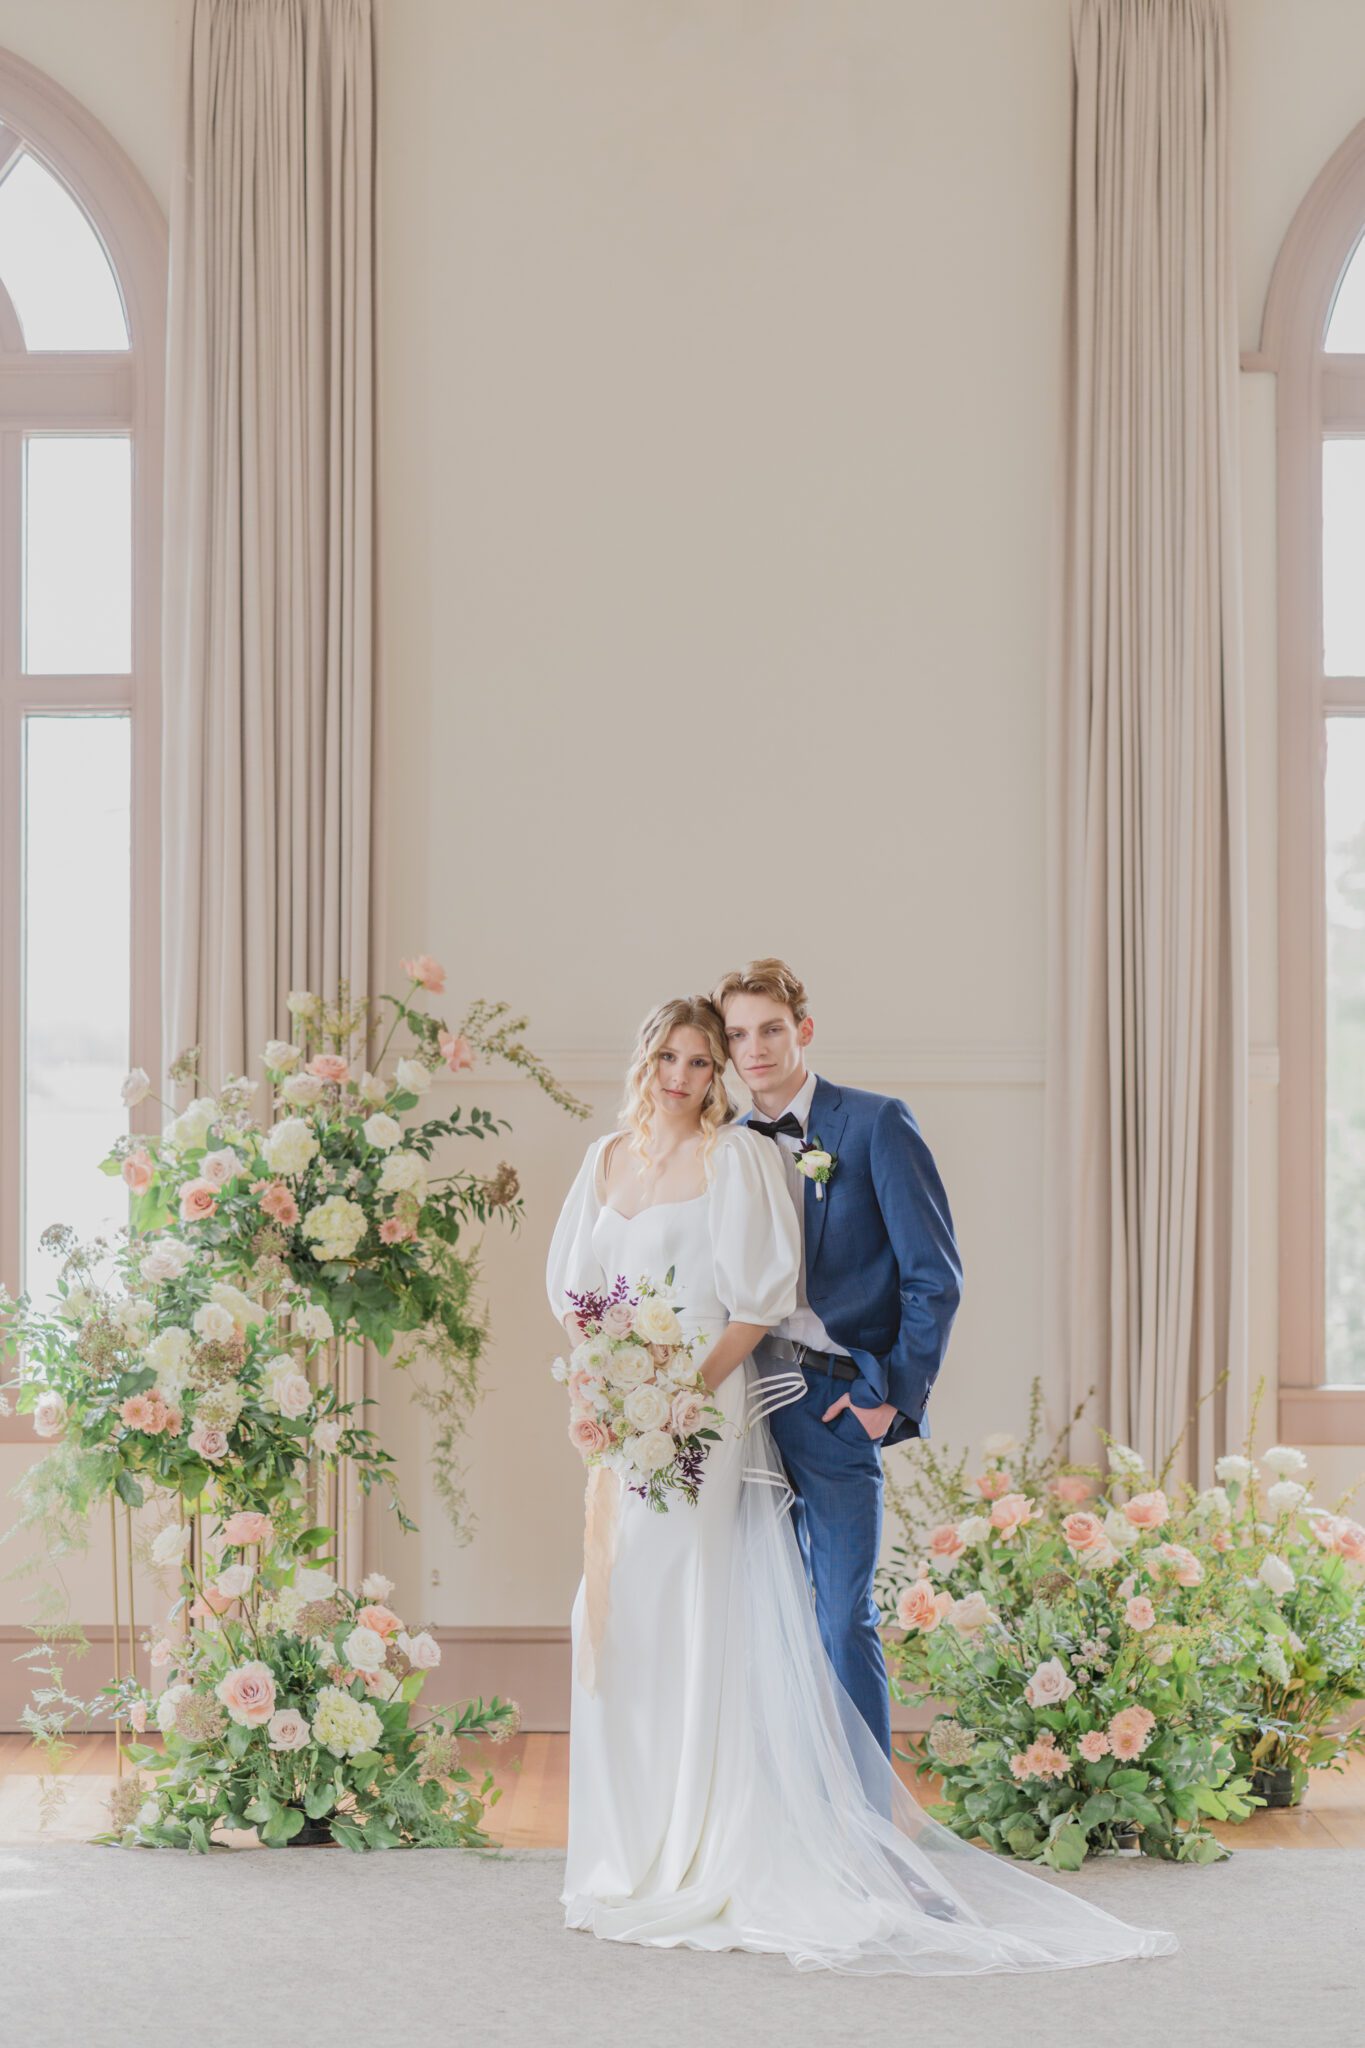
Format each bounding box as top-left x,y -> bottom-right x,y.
0,51 -> 164,1357
1258,119 -> 1365,1441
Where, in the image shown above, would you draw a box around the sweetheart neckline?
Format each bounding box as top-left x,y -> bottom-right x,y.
600,1192 -> 709,1222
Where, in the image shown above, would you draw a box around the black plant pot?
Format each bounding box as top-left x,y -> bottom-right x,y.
284,1813 -> 336,1847
1251,1765 -> 1298,1809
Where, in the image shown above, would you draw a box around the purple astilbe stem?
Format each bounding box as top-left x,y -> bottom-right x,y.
564,1274 -> 634,1329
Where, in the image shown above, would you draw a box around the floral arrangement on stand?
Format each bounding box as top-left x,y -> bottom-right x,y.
878,1382 -> 1365,1869
0,956 -> 583,1849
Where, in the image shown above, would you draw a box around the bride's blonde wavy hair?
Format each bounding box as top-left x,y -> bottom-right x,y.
620,996 -> 735,1178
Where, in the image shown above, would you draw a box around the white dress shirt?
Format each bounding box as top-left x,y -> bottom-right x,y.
756,1069 -> 843,1356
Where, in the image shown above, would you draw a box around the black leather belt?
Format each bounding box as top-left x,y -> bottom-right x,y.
797,1347 -> 858,1382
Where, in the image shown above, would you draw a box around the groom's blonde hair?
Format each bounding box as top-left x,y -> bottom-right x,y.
711,957 -> 809,1024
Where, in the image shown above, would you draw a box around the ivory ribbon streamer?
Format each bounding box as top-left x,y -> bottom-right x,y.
577,1462 -> 622,1696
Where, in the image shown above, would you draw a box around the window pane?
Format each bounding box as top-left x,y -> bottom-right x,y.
1326,716 -> 1365,1386
22,716 -> 132,1304
1322,438 -> 1365,676
24,435 -> 132,674
0,150 -> 129,350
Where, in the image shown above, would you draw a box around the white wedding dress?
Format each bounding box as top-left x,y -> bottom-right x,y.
547,1124 -> 1177,1975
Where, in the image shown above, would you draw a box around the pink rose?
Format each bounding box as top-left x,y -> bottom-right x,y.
1123,1490 -> 1169,1530
1023,1657 -> 1076,1708
600,1302 -> 636,1338
222,1512 -> 273,1548
400,953 -> 446,994
188,1421 -> 229,1462
128,1699 -> 148,1734
567,1368 -> 598,1403
989,1492 -> 1035,1539
357,1603 -> 402,1639
32,1390 -> 66,1439
1211,1527 -> 1232,1552
896,1579 -> 952,1633
928,1522 -> 966,1563
399,1629 -> 441,1670
1155,1542 -> 1203,1587
1334,1518 -> 1365,1563
670,1391 -> 704,1437
215,1660 -> 277,1727
275,1373 -> 312,1419
307,1054 -> 350,1084
1062,1511 -> 1108,1554
437,1029 -> 475,1074
946,1592 -> 992,1634
569,1414 -> 610,1456
1125,1595 -> 1156,1631
179,1178 -> 219,1222
975,1469 -> 1012,1501
1078,1729 -> 1111,1762
259,1181 -> 300,1226
1051,1473 -> 1097,1505
267,1708 -> 311,1752
122,1149 -> 155,1194
191,1587 -> 238,1618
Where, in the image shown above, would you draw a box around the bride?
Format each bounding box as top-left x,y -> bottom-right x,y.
546,994 -> 1176,1975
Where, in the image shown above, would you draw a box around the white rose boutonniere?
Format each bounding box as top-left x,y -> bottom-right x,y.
795,1138 -> 837,1200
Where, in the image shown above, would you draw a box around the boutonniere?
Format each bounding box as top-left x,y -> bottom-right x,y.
795,1137 -> 837,1201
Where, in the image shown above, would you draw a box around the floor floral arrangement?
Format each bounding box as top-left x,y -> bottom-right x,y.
0,956 -> 583,1849
879,1383 -> 1365,1869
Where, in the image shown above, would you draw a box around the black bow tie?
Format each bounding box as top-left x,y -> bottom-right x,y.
750,1111 -> 803,1142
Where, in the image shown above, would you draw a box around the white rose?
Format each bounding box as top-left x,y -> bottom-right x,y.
1106,1442 -> 1146,1480
198,1147 -> 244,1189
946,1592 -> 993,1633
362,1113 -> 402,1151
263,1040 -> 302,1074
286,990 -> 321,1018
32,1390 -> 66,1439
395,1059 -> 432,1096
630,1428 -> 675,1473
633,1298 -> 683,1346
360,1573 -> 395,1602
209,1281 -> 265,1328
166,1097 -> 218,1151
281,1073 -> 326,1108
623,1383 -> 672,1432
121,1067 -> 152,1107
397,1629 -> 440,1670
358,1072 -> 390,1108
140,1241 -> 192,1284
276,1373 -> 313,1420
1262,1445 -> 1309,1479
145,1326 -> 193,1395
1215,1453 -> 1255,1485
608,1345 -> 653,1389
296,1303 -> 334,1343
156,1683 -> 190,1735
955,1514 -> 991,1546
213,1563 -> 255,1599
343,1625 -> 386,1673
982,1432 -> 1020,1459
377,1151 -> 426,1199
1103,1507 -> 1141,1550
1267,1480 -> 1309,1516
293,1566 -> 336,1600
263,1117 -> 318,1177
313,1417 -> 343,1455
1258,1554 -> 1296,1595
113,1297 -> 155,1339
192,1302 -> 236,1345
1194,1485 -> 1232,1520
150,1524 -> 192,1568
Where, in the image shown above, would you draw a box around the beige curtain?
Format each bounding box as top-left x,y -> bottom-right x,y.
1044,0 -> 1249,1481
161,0 -> 377,1088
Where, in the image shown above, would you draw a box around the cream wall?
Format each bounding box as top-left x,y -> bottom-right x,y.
0,2 -> 1362,1647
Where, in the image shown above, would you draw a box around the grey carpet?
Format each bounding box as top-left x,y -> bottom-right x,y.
2,1844 -> 1360,2048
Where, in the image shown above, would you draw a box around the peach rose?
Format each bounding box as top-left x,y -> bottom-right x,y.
179,1178 -> 219,1223
215,1660 -> 277,1727
896,1579 -> 952,1633
1124,1595 -> 1156,1631
259,1181 -> 300,1226
307,1054 -> 350,1084
1051,1473 -> 1097,1506
1211,1527 -> 1232,1552
1078,1729 -> 1111,1762
1123,1490 -> 1169,1530
222,1512 -> 273,1548
1155,1541 -> 1203,1587
400,953 -> 447,993
1334,1517 -> 1365,1563
569,1414 -> 610,1456
1062,1511 -> 1108,1555
928,1522 -> 966,1563
946,1591 -> 993,1634
438,1029 -> 475,1074
1023,1657 -> 1076,1708
975,1469 -> 1013,1501
121,1149 -> 155,1194
989,1492 -> 1035,1539
357,1604 -> 403,1639
191,1587 -> 238,1618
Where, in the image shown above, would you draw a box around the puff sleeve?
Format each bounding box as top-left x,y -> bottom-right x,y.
708,1126 -> 801,1327
546,1137 -> 609,1323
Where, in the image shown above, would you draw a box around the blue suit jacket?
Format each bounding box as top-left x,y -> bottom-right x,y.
749,1075 -> 962,1449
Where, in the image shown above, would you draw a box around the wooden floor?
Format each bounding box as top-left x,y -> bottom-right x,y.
2,1733 -> 1363,1851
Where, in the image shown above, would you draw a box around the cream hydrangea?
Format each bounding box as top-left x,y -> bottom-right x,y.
378,1151 -> 426,1200
311,1685 -> 383,1758
166,1097 -> 219,1151
302,1195 -> 368,1262
209,1280 -> 266,1328
144,1326 -> 193,1397
263,1116 -> 319,1177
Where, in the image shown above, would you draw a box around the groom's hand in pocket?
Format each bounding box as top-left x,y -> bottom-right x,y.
821,1392 -> 897,1442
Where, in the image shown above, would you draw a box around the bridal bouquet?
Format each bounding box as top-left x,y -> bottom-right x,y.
553,1273 -> 724,1510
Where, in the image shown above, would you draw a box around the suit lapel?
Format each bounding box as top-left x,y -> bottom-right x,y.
803,1075 -> 846,1274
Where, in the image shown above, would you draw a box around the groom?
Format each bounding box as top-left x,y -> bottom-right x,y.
712,958 -> 962,1758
